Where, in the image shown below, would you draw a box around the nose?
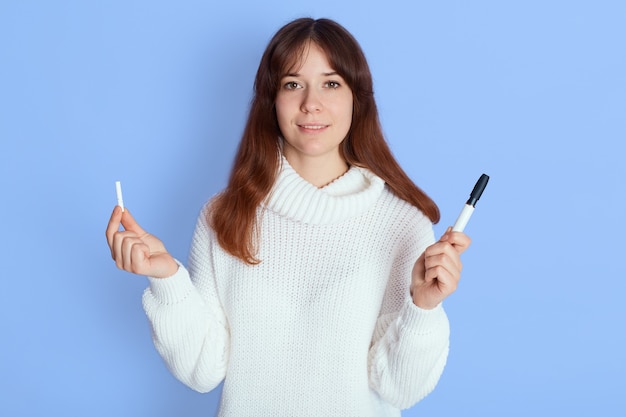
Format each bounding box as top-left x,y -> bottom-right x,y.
300,88 -> 322,113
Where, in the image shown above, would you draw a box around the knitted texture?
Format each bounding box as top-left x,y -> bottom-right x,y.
142,159 -> 450,416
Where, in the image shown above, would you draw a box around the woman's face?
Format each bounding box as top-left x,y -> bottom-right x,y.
275,42 -> 353,166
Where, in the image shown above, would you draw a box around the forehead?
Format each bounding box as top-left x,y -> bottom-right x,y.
282,41 -> 335,75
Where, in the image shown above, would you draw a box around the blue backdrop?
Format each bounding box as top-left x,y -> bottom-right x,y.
1,1 -> 624,416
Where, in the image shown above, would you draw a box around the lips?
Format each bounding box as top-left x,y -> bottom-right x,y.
298,123 -> 329,131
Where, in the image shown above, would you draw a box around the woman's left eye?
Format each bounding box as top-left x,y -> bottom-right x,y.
326,81 -> 340,89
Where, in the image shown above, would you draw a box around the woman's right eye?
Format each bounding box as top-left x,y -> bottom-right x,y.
284,81 -> 300,90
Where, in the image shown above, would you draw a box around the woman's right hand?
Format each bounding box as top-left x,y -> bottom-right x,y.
105,206 -> 179,278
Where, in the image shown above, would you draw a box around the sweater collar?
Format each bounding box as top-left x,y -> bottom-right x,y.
263,156 -> 385,224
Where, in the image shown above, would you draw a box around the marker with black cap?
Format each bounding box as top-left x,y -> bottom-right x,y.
452,174 -> 489,232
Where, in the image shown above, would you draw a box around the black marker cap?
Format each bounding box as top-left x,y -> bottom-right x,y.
466,174 -> 489,207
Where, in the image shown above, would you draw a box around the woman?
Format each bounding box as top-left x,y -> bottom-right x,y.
106,17 -> 470,416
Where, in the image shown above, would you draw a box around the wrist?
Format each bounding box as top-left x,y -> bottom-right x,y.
152,255 -> 180,279
411,291 -> 439,310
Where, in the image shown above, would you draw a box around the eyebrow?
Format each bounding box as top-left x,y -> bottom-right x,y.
284,71 -> 339,77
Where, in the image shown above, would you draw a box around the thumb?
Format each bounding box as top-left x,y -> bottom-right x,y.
120,208 -> 146,235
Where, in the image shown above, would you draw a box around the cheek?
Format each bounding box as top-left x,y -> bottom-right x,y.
340,97 -> 354,129
274,98 -> 285,121
274,99 -> 289,131
275,94 -> 297,119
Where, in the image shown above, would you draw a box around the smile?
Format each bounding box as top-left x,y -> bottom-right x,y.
298,124 -> 328,130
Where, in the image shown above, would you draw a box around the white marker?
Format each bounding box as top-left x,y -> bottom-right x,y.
452,174 -> 489,232
115,181 -> 124,212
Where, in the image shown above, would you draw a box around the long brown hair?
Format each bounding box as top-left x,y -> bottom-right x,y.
210,18 -> 440,264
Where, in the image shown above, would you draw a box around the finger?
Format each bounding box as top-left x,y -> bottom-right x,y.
440,230 -> 471,254
425,259 -> 460,290
447,232 -> 471,254
425,243 -> 463,275
423,264 -> 440,283
424,252 -> 461,280
123,239 -> 151,274
431,266 -> 459,294
425,240 -> 460,261
112,230 -> 138,267
120,208 -> 147,236
105,206 -> 124,250
116,233 -> 145,272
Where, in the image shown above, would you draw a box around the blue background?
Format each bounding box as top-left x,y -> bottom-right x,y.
1,1 -> 624,416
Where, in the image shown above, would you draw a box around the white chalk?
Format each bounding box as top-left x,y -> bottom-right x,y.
115,181 -> 124,212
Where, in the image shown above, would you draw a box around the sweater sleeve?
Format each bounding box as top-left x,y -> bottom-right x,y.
368,212 -> 450,409
142,205 -> 229,393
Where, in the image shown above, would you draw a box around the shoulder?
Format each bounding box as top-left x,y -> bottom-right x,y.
191,196 -> 222,238
379,186 -> 432,227
374,185 -> 435,250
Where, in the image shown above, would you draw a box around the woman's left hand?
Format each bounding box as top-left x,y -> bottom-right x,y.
410,228 -> 471,310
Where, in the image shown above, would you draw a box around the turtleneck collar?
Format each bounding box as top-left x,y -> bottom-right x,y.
262,156 -> 385,224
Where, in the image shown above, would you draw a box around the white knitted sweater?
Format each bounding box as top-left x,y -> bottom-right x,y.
142,158 -> 450,416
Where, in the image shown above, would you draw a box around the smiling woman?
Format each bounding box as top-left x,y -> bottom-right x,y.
211,18 -> 441,265
105,17 -> 471,417
276,42 -> 354,186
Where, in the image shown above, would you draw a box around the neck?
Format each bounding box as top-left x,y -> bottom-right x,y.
283,151 -> 349,188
